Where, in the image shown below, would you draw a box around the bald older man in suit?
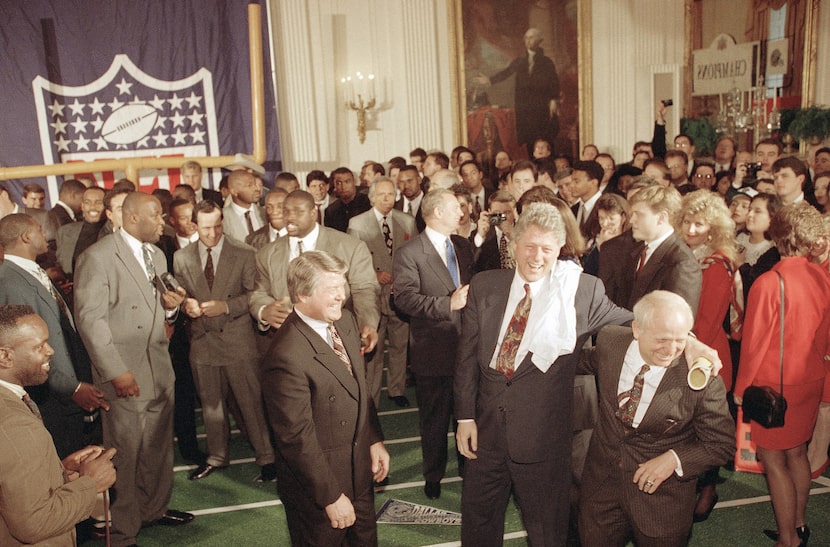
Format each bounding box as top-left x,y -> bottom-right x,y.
579,291 -> 734,546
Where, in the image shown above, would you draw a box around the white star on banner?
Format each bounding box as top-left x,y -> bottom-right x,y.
48,99 -> 65,118
170,112 -> 185,128
149,94 -> 166,111
190,127 -> 206,143
187,112 -> 204,127
54,135 -> 70,152
115,78 -> 133,95
75,135 -> 90,151
70,119 -> 88,134
184,91 -> 203,110
50,119 -> 68,135
89,98 -> 105,116
93,136 -> 109,150
150,129 -> 169,147
68,99 -> 86,117
90,116 -> 104,133
168,93 -> 184,111
136,136 -> 150,148
171,128 -> 187,145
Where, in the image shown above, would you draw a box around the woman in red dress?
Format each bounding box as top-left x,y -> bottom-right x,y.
735,203 -> 830,547
678,189 -> 739,521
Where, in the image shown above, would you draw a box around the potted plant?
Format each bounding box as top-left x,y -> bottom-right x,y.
788,105 -> 830,144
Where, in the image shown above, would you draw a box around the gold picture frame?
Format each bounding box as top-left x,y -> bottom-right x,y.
448,0 -> 592,168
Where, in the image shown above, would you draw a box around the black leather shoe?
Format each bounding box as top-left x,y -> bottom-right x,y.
764,525 -> 810,545
154,509 -> 195,526
692,494 -> 718,523
256,463 -> 277,482
188,463 -> 225,481
388,395 -> 410,408
424,481 -> 441,499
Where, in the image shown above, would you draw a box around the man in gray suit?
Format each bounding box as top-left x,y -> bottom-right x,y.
223,171 -> 265,243
579,291 -> 734,546
348,177 -> 417,408
248,190 -> 380,351
174,200 -> 276,482
74,193 -> 194,546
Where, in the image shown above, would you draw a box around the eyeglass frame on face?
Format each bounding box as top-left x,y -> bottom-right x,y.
693,173 -> 714,180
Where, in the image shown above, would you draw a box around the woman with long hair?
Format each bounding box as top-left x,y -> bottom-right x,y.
678,190 -> 739,522
735,203 -> 830,547
582,193 -> 629,276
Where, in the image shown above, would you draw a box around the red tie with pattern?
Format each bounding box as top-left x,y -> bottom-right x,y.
495,284 -> 531,379
636,245 -> 648,278
618,364 -> 650,427
328,324 -> 353,376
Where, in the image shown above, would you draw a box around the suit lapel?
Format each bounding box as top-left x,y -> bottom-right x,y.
293,314 -> 359,400
637,235 -> 675,289
421,234 -> 456,293
113,233 -> 157,309
211,242 -> 236,297
638,359 -> 686,432
183,243 -> 212,298
5,263 -> 62,323
479,274 -> 512,373
390,212 -> 410,251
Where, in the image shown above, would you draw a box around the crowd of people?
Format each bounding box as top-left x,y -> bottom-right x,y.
2,106 -> 830,546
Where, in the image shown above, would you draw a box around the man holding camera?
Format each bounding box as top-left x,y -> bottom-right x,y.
473,190 -> 518,272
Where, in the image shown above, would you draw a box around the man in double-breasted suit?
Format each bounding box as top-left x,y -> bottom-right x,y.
262,251 -> 389,546
174,200 -> 275,482
74,193 -> 193,546
0,305 -> 116,547
348,177 -> 417,408
248,190 -> 380,350
0,214 -> 106,459
393,188 -> 476,499
579,292 -> 734,546
454,203 -> 633,546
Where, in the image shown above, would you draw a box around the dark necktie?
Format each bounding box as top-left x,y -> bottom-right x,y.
498,233 -> 513,269
205,247 -> 215,290
382,216 -> 393,255
636,245 -> 648,277
22,393 -> 42,420
618,364 -> 650,427
328,324 -> 353,375
474,196 -> 482,220
141,244 -> 156,288
496,284 -> 531,379
445,238 -> 460,287
297,240 -> 305,255
244,210 -> 254,235
316,203 -> 323,225
37,267 -> 74,330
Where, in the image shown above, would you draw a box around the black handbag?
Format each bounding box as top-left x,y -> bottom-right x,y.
742,271 -> 787,428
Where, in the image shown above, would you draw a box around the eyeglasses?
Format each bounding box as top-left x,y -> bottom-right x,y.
694,174 -> 714,180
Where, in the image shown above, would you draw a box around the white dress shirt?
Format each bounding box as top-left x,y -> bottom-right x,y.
289,224 -> 320,261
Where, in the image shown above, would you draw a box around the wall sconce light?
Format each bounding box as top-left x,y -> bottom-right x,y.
341,72 -> 376,144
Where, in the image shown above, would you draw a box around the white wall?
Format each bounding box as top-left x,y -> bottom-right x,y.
267,0 -> 455,181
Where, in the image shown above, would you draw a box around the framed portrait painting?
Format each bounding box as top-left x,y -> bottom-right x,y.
450,0 -> 592,182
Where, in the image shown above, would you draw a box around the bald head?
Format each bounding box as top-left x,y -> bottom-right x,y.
122,193 -> 164,243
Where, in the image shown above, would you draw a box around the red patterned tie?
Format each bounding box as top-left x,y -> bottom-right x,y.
495,284 -> 531,379
636,245 -> 648,278
328,324 -> 353,376
618,364 -> 650,427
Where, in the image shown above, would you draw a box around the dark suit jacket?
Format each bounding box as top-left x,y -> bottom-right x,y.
393,198 -> 426,233
598,229 -> 637,308
474,232 -> 503,272
580,326 -> 735,537
624,233 -> 702,313
262,310 -> 383,512
55,220 -> 109,276
454,268 -> 632,464
0,387 -> 97,546
324,193 -> 371,233
245,224 -> 273,251
173,237 -> 259,367
47,204 -> 75,229
201,188 -> 224,207
393,231 -> 475,377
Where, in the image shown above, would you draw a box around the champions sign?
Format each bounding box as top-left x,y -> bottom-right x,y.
693,34 -> 759,96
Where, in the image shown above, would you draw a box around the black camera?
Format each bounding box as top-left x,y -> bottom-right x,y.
488,213 -> 507,226
744,162 -> 763,179
662,99 -> 673,107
